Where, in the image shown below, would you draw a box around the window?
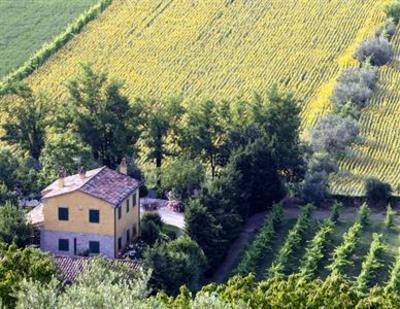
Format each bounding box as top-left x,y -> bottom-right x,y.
126,198 -> 130,213
132,193 -> 137,207
89,209 -> 100,223
118,237 -> 122,250
127,229 -> 130,243
89,241 -> 100,254
58,207 -> 69,221
118,207 -> 122,220
58,239 -> 69,251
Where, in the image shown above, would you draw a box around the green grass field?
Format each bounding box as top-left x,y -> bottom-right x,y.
0,0 -> 97,77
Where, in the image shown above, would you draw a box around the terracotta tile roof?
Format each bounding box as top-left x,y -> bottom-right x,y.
55,256 -> 139,283
41,167 -> 139,207
28,203 -> 44,226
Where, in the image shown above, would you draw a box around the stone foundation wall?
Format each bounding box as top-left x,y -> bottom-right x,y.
41,229 -> 115,258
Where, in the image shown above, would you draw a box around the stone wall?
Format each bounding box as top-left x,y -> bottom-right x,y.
41,229 -> 115,258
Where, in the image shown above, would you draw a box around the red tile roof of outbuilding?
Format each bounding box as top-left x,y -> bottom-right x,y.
55,256 -> 140,283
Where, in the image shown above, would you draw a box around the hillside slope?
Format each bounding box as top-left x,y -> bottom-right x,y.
24,0 -> 395,196
0,0 -> 97,77
332,31 -> 400,196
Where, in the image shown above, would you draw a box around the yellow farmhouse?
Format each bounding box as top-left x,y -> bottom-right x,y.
40,160 -> 140,259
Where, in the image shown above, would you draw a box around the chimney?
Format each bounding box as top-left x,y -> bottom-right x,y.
119,157 -> 127,175
58,168 -> 67,188
79,167 -> 86,179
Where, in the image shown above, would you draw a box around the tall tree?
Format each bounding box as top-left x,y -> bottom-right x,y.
1,84 -> 49,160
226,136 -> 284,216
40,129 -> 96,182
185,199 -> 224,268
250,87 -> 305,182
0,182 -> 17,205
67,64 -> 143,167
141,97 -> 184,185
0,147 -> 20,190
181,100 -> 227,177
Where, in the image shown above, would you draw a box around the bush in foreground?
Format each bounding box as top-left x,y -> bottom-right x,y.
14,262 -> 400,308
0,244 -> 56,308
16,257 -> 152,309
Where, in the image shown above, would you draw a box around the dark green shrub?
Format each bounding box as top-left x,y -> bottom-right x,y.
365,177 -> 392,204
302,170 -> 329,205
0,182 -> 18,205
142,212 -> 163,228
140,220 -> 161,245
163,228 -> 177,241
143,236 -> 206,294
0,202 -> 32,247
139,184 -> 149,198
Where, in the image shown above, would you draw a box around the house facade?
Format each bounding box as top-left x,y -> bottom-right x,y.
40,161 -> 140,259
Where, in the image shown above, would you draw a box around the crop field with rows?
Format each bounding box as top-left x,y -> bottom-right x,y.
232,204 -> 400,289
13,0 -> 400,196
0,0 -> 98,77
27,0 -> 387,124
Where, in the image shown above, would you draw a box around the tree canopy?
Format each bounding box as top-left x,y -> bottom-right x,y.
0,203 -> 32,248
66,64 -> 142,168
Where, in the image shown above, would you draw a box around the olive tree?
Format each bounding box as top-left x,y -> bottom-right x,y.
354,37 -> 393,66
331,65 -> 377,109
301,153 -> 338,205
311,115 -> 360,157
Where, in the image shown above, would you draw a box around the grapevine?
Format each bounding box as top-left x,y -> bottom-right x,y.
267,204 -> 314,278
354,233 -> 385,294
234,203 -> 284,276
298,219 -> 335,279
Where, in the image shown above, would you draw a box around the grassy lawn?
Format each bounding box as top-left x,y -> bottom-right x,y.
0,0 -> 98,77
